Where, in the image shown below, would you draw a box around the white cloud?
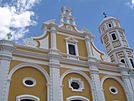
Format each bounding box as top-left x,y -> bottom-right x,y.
16,0 -> 40,11
0,0 -> 40,40
126,0 -> 134,9
11,11 -> 35,28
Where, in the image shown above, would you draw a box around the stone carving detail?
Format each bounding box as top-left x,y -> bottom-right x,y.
23,38 -> 38,47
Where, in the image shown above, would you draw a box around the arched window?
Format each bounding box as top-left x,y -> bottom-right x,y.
65,37 -> 79,60
130,59 -> 134,68
16,95 -> 40,101
71,100 -> 82,101
111,33 -> 117,40
120,59 -> 125,64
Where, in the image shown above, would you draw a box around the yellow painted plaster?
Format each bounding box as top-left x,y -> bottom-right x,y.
57,34 -> 67,53
9,60 -> 49,75
77,39 -> 87,58
8,67 -> 47,101
103,78 -> 127,101
57,34 -> 87,58
62,73 -> 92,101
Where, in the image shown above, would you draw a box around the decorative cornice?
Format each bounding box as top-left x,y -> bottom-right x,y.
108,47 -> 133,55
0,40 -> 15,52
99,17 -> 119,27
16,44 -> 49,53
100,27 -> 125,42
49,62 -> 61,69
14,49 -> 49,60
57,27 -> 84,38
13,44 -> 126,74
61,57 -> 88,67
0,40 -> 15,60
43,23 -> 58,30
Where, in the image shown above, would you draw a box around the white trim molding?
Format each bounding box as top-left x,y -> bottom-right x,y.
68,77 -> 84,92
65,37 -> 79,60
60,70 -> 93,101
23,77 -> 36,88
16,94 -> 40,101
66,96 -> 90,101
8,63 -> 49,82
109,86 -> 118,95
60,70 -> 92,87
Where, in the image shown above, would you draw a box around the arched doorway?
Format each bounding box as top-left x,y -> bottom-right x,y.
66,96 -> 89,101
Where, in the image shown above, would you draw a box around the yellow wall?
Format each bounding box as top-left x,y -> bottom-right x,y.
77,39 -> 87,57
103,78 -> 127,101
57,34 -> 67,53
8,67 -> 47,101
9,60 -> 49,74
62,73 -> 92,101
57,34 -> 87,58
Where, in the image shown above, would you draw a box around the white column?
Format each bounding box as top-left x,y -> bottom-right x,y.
115,29 -> 124,47
85,34 -> 94,57
49,62 -> 61,101
120,64 -> 134,101
49,25 -> 62,101
89,61 -> 105,101
50,26 -> 57,50
129,72 -> 134,94
0,40 -> 15,101
123,50 -> 133,69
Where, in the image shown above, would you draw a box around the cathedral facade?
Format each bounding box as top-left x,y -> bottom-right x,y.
0,7 -> 134,101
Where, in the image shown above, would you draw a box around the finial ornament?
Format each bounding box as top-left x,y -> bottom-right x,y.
7,33 -> 12,40
103,12 -> 107,18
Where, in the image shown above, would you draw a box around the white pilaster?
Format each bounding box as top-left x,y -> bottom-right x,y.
115,29 -> 124,47
129,71 -> 134,94
85,35 -> 93,57
84,31 -> 94,58
107,32 -> 114,50
120,64 -> 134,101
50,26 -> 57,50
123,49 -> 134,69
49,61 -> 61,101
89,60 -> 105,101
49,24 -> 62,101
0,40 -> 15,101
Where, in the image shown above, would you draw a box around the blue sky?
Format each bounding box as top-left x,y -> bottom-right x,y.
0,0 -> 134,53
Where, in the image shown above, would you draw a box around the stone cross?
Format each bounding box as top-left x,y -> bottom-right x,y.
7,33 -> 12,40
103,12 -> 107,18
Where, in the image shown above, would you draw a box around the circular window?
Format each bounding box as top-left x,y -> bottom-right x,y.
109,86 -> 118,94
23,77 -> 36,87
71,81 -> 80,89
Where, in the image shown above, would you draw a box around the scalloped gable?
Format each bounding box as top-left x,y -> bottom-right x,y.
90,42 -> 111,61
24,30 -> 50,49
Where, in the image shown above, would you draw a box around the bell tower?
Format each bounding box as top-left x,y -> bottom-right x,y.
60,6 -> 76,26
99,15 -> 134,69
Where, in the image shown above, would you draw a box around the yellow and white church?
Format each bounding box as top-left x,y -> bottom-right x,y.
0,7 -> 134,101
